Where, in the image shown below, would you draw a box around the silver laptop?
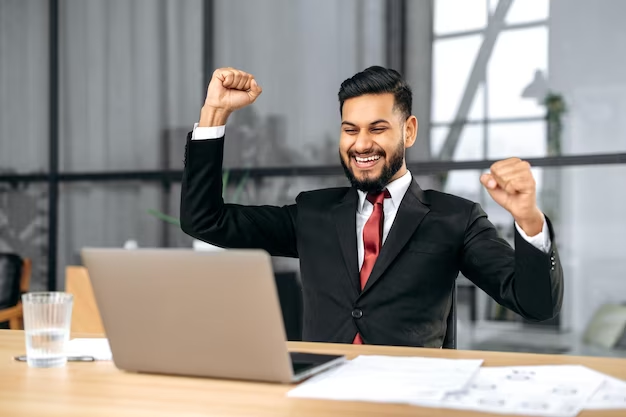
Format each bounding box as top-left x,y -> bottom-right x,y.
81,248 -> 346,383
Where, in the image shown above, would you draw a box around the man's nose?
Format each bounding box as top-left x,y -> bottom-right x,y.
353,131 -> 374,153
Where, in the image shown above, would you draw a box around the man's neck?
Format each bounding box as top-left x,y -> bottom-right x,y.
388,165 -> 408,183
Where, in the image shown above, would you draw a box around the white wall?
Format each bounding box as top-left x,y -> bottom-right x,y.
550,0 -> 626,333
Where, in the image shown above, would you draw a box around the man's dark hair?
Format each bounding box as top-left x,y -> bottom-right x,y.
338,66 -> 412,120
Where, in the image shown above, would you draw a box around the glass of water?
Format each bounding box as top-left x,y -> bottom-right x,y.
22,292 -> 74,368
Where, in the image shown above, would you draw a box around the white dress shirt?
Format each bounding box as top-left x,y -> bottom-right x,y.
355,171 -> 412,270
192,124 -> 552,268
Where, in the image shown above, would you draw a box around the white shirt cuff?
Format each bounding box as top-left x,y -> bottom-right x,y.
514,216 -> 551,253
192,123 -> 225,140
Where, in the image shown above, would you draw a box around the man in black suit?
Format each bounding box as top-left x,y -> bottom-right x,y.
180,66 -> 563,348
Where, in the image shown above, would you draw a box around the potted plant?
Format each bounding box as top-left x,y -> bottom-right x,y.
544,92 -> 567,156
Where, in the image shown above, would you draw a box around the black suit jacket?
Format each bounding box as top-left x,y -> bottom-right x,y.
180,135 -> 564,348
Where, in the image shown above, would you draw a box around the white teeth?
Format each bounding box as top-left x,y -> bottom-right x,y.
355,155 -> 381,163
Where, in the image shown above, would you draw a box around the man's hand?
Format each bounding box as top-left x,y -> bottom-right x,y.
480,158 -> 544,236
199,68 -> 262,127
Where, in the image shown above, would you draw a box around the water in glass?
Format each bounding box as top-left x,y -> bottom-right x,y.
25,327 -> 70,367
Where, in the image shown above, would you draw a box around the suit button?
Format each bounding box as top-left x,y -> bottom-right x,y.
352,309 -> 363,319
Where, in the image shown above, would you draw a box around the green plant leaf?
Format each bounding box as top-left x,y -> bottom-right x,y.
148,169 -> 236,225
222,169 -> 230,200
146,209 -> 181,226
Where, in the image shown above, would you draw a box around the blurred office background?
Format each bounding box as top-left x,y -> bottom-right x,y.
1,0 -> 626,355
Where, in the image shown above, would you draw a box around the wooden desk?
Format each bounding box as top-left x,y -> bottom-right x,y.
0,330 -> 624,417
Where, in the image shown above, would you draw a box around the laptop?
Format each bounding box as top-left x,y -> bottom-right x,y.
81,248 -> 346,383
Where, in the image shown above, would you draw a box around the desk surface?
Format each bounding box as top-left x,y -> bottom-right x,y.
1,330 -> 624,417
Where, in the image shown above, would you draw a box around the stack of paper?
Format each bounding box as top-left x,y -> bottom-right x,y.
289,358 -> 626,417
288,355 -> 483,403
585,372 -> 626,410
66,338 -> 112,360
414,365 -> 606,417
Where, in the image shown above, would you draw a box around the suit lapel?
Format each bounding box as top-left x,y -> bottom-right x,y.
332,188 -> 360,296
361,180 -> 430,295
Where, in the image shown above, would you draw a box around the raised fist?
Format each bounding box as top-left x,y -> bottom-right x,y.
206,67 -> 262,110
199,68 -> 262,127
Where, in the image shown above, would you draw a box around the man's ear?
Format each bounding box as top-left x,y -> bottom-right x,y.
404,115 -> 418,148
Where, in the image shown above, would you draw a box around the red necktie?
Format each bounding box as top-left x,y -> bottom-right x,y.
353,189 -> 390,345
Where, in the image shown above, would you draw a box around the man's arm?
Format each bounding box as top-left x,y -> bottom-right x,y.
180,68 -> 299,258
461,157 -> 564,321
460,204 -> 563,321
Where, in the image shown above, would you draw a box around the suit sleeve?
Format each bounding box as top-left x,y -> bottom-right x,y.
459,203 -> 564,321
180,133 -> 298,258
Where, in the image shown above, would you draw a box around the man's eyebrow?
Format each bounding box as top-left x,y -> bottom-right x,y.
341,119 -> 391,127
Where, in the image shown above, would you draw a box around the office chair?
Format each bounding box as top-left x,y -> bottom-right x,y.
274,271 -> 303,341
65,266 -> 105,334
0,254 -> 31,329
442,285 -> 457,349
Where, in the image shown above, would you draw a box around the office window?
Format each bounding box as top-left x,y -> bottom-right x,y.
432,35 -> 484,123
488,27 -> 548,119
434,0 -> 488,35
431,0 -> 549,164
497,0 -> 549,24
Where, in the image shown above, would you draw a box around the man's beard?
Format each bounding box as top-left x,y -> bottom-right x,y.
340,138 -> 405,193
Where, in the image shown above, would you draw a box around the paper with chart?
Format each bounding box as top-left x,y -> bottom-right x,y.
584,371 -> 626,410
411,365 -> 606,417
66,338 -> 112,360
288,355 -> 483,403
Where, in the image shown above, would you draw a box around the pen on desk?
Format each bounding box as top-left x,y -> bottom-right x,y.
14,355 -> 96,362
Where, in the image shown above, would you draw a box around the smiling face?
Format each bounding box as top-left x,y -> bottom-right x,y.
339,93 -> 417,192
